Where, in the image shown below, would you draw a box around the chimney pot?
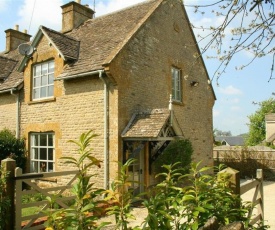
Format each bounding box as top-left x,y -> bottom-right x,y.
76,0 -> 81,3
14,25 -> 19,31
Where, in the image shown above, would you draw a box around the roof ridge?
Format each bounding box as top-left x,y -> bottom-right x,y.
90,0 -> 160,22
41,26 -> 79,42
0,55 -> 17,62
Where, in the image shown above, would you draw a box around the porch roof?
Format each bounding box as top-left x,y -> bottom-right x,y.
121,108 -> 183,141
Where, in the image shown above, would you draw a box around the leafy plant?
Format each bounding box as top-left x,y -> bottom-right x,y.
0,129 -> 26,170
104,158 -> 141,230
153,139 -> 193,177
0,166 -> 10,230
142,163 -> 184,230
143,162 -> 257,229
181,162 -> 250,229
44,130 -> 109,230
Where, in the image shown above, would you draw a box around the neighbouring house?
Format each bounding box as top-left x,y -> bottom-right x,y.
215,136 -> 245,146
0,0 -> 216,191
265,113 -> 275,144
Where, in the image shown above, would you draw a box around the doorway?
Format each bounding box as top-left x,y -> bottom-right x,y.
124,141 -> 145,195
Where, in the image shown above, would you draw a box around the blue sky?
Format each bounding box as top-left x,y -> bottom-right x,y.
0,0 -> 274,135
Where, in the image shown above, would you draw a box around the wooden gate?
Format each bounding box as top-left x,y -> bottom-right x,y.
15,167 -> 79,230
240,169 -> 264,226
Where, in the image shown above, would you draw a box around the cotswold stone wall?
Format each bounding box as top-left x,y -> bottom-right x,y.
109,0 -> 215,169
19,35 -> 106,187
0,93 -> 17,132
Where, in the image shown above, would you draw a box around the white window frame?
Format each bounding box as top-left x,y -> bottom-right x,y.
172,67 -> 182,102
30,133 -> 55,173
32,60 -> 54,100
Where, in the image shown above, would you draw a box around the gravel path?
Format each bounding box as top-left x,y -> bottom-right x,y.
100,180 -> 275,229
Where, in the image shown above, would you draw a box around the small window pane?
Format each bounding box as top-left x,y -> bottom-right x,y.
48,135 -> 53,146
48,86 -> 53,97
49,74 -> 54,84
49,62 -> 54,73
33,88 -> 39,99
32,135 -> 38,146
42,63 -> 48,75
34,66 -> 41,77
40,162 -> 47,172
40,134 -> 47,146
41,75 -> 47,85
34,77 -> 40,87
48,149 -> 53,160
31,161 -> 39,173
41,87 -> 47,98
48,162 -> 53,172
40,148 -> 47,160
32,148 -> 39,159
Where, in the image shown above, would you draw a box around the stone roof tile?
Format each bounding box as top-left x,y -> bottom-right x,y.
0,56 -> 17,80
122,109 -> 170,138
59,0 -> 162,77
0,49 -> 23,92
41,26 -> 80,60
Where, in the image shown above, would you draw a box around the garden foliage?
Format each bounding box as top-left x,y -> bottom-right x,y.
44,130 -> 109,230
0,129 -> 26,169
42,131 -> 267,229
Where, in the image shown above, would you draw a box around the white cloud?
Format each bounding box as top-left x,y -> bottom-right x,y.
213,109 -> 220,117
0,0 -> 8,12
95,0 -> 146,16
230,106 -> 241,111
218,85 -> 242,95
16,0 -> 63,35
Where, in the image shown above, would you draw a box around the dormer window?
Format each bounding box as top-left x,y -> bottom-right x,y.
32,60 -> 54,100
171,67 -> 182,102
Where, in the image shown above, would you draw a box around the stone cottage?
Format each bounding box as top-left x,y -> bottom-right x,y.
0,0 -> 216,191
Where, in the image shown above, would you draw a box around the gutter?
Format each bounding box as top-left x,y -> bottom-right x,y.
55,70 -> 104,81
56,70 -> 110,189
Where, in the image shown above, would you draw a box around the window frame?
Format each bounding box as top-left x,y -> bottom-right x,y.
30,132 -> 55,173
32,60 -> 54,100
171,67 -> 182,102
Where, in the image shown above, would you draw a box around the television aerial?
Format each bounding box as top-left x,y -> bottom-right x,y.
18,43 -> 34,57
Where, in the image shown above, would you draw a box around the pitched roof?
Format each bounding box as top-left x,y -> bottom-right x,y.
59,0 -> 162,78
215,136 -> 245,146
41,26 -> 80,60
0,49 -> 23,92
0,56 -> 17,80
122,108 -> 183,139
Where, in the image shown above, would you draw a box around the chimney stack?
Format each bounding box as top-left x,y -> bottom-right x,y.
61,0 -> 95,33
5,25 -> 31,53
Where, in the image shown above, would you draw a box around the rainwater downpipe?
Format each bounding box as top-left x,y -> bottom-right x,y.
10,89 -> 20,139
99,71 -> 110,190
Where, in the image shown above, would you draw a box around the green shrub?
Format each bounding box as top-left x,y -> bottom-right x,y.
104,158 -> 141,230
142,162 -> 256,229
152,139 -> 193,178
44,130 -> 109,230
0,129 -> 26,170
